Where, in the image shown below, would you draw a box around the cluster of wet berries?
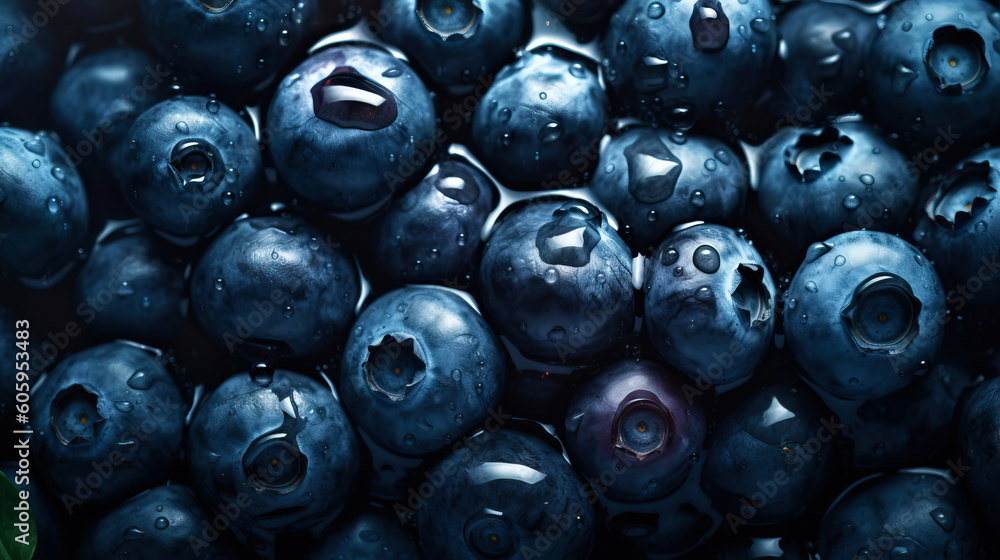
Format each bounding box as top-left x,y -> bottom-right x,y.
2,0 -> 1000,558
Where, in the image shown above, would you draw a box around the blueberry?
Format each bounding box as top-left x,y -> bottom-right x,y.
701,381 -> 830,525
959,375 -> 1000,531
307,505 -> 421,559
416,428 -> 595,559
784,231 -> 945,400
33,342 -> 186,507
564,359 -> 707,502
819,471 -> 981,559
770,3 -> 876,123
645,223 -> 775,386
267,44 -> 436,216
379,0 -> 529,93
0,2 -> 64,124
866,0 -> 1000,148
372,157 -> 496,284
757,122 -> 918,249
0,306 -> 17,438
589,127 -> 747,248
75,222 -> 187,340
602,0 -> 777,126
188,369 -> 360,553
190,215 -> 359,360
470,49 -> 608,188
1,461 -> 67,560
912,145 -> 1000,303
139,0 -> 315,91
340,286 -> 505,455
478,198 -> 635,364
0,128 -> 89,282
844,353 -> 973,468
118,95 -> 263,239
77,484 -> 240,560
50,47 -> 169,171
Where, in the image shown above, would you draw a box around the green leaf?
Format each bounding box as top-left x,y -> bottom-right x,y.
0,472 -> 35,560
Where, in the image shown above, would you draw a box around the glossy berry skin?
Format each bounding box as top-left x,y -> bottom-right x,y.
307,506 -> 421,559
75,223 -> 187,341
191,215 -> 359,360
602,0 -> 777,126
478,198 -> 635,364
0,129 -> 89,281
845,353 -> 973,468
138,0 -> 315,91
77,484 -> 240,560
866,0 -> 1000,148
819,471 -> 981,560
188,369 -> 360,553
645,223 -> 775,386
471,49 -> 608,188
50,48 -> 169,170
379,0 -> 528,93
589,127 -> 746,248
701,382 -> 830,525
33,342 -> 185,506
771,3 -> 875,123
912,146 -> 1000,304
959,375 -> 1000,531
416,429 -> 595,560
119,96 -> 263,238
268,44 -> 436,216
341,286 -> 505,456
0,3 -> 63,122
757,123 -> 918,250
564,359 -> 707,502
784,232 -> 946,401
372,158 -> 496,284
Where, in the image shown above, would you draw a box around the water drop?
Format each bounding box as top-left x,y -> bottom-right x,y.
543,268 -> 559,283
750,17 -> 770,33
902,21 -> 912,31
660,248 -> 679,266
127,370 -> 152,390
647,2 -> 665,18
382,67 -> 403,78
835,255 -> 846,266
115,401 -> 134,412
692,245 -> 720,273
51,167 -> 65,181
843,194 -> 861,209
849,377 -> 860,385
647,210 -> 657,221
499,108 -> 512,122
175,121 -> 189,134
930,508 -> 955,532
805,281 -> 818,292
123,527 -> 145,541
859,174 -> 875,185
46,196 -> 60,213
695,286 -> 713,301
221,191 -> 235,206
214,278 -> 225,291
155,517 -> 170,530
539,92 -> 547,100
539,122 -> 561,143
31,159 -> 40,168
569,63 -> 585,78
283,305 -> 294,319
547,327 -> 566,341
251,363 -> 274,387
690,190 -> 706,207
975,221 -> 987,232
206,99 -> 221,113
704,158 -> 717,171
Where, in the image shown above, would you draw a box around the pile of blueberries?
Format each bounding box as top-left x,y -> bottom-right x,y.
4,0 -> 1000,557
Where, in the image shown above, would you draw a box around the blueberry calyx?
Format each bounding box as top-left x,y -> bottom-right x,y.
925,26 -> 988,94
310,66 -> 399,131
927,160 -> 998,229
464,510 -> 516,560
612,390 -> 673,460
783,126 -> 854,183
363,334 -> 427,401
841,274 -> 921,353
169,138 -> 224,191
51,384 -> 105,445
733,263 -> 772,328
416,0 -> 484,41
